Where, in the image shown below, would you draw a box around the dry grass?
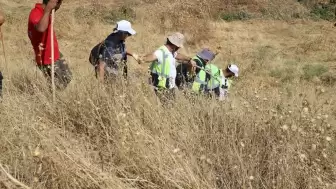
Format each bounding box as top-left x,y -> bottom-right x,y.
0,0 -> 336,188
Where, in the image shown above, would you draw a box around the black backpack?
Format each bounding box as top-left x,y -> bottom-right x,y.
89,41 -> 104,66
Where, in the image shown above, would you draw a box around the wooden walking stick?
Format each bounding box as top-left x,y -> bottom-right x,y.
50,9 -> 56,103
0,27 -> 7,68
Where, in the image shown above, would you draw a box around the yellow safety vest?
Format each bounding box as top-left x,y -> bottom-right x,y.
205,64 -> 223,90
191,56 -> 207,93
150,46 -> 171,89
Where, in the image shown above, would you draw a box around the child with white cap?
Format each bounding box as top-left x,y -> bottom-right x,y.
205,63 -> 239,101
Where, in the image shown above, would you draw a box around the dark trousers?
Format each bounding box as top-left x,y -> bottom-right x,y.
38,59 -> 72,90
94,62 -> 128,81
204,86 -> 221,98
150,73 -> 171,89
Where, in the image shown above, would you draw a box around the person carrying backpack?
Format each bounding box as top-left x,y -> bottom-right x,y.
175,61 -> 194,89
89,20 -> 140,83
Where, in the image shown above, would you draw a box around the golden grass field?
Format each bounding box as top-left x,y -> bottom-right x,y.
0,0 -> 335,188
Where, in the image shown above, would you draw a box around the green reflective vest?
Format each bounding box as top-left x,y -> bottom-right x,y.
228,79 -> 233,89
205,64 -> 223,90
150,46 -> 171,89
191,56 -> 207,93
222,78 -> 233,89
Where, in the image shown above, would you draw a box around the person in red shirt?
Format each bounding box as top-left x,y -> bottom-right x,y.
28,0 -> 71,90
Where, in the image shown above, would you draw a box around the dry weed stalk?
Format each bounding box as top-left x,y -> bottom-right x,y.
0,164 -> 31,189
0,0 -> 335,189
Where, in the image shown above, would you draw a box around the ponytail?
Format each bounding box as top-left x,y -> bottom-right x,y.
112,24 -> 118,33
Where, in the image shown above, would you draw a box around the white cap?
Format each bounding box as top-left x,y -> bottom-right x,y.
116,20 -> 136,35
228,64 -> 239,77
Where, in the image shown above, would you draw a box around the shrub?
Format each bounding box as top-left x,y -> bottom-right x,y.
220,11 -> 252,21
320,72 -> 336,86
74,5 -> 136,24
302,64 -> 328,80
269,69 -> 282,78
310,5 -> 336,21
74,5 -> 103,20
259,0 -> 309,20
269,67 -> 295,82
103,6 -> 136,24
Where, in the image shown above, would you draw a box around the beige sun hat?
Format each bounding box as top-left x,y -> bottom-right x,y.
167,32 -> 185,48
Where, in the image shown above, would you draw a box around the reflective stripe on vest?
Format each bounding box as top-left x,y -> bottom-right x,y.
151,50 -> 169,78
205,64 -> 222,90
191,56 -> 207,93
192,56 -> 204,68
222,77 -> 228,89
227,79 -> 233,89
150,46 -> 170,88
191,70 -> 206,93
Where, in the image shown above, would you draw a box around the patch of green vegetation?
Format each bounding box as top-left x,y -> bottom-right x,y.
103,6 -> 136,24
284,60 -> 298,67
269,69 -> 282,78
269,67 -> 295,82
74,6 -> 103,20
302,64 -> 328,80
310,5 -> 335,21
74,5 -> 136,24
250,46 -> 274,73
220,11 -> 251,22
320,72 -> 336,86
258,45 -> 272,57
291,12 -> 304,19
285,86 -> 293,98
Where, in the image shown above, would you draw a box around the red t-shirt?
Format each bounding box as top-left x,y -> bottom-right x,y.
28,3 -> 60,65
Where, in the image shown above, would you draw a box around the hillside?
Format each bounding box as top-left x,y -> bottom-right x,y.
0,0 -> 335,188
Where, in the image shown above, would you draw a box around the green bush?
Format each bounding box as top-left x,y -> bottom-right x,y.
284,60 -> 298,67
302,64 -> 328,80
269,67 -> 295,82
103,6 -> 136,24
310,5 -> 335,21
269,69 -> 282,78
320,72 -> 336,86
220,11 -> 251,22
74,5 -> 136,24
74,5 -> 103,20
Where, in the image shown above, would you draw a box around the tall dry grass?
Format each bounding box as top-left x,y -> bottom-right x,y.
0,0 -> 336,188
